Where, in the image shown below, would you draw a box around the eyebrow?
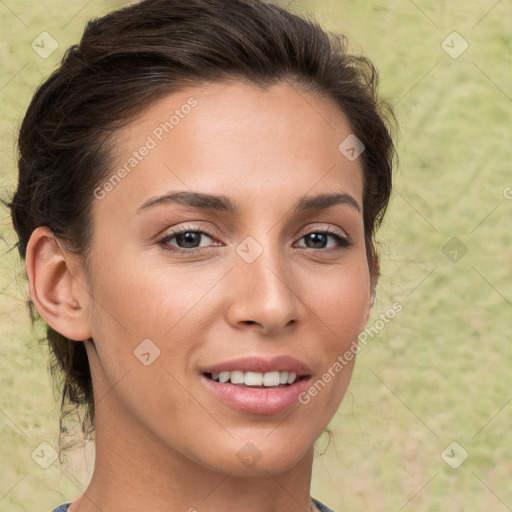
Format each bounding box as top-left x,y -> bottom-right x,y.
136,190 -> 361,215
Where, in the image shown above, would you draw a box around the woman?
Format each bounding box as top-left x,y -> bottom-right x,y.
8,0 -> 395,510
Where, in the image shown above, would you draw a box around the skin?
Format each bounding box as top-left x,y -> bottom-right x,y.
26,80 -> 374,512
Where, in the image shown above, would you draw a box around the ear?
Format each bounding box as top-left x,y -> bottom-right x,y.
367,257 -> 379,321
25,226 -> 92,341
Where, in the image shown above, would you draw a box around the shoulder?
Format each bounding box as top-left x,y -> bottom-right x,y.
312,496 -> 337,512
51,500 -> 333,512
50,503 -> 71,512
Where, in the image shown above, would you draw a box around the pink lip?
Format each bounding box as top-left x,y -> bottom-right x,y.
200,355 -> 311,375
200,355 -> 312,415
200,375 -> 311,415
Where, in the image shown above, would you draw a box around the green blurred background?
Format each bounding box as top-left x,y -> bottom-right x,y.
1,1 -> 510,510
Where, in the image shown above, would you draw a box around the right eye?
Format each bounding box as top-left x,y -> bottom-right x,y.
158,226 -> 221,253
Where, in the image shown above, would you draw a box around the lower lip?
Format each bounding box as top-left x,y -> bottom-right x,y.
200,375 -> 311,415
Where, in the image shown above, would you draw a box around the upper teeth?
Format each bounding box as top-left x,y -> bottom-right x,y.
210,371 -> 297,386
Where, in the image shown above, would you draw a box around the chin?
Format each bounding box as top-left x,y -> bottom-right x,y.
186,427 -> 316,477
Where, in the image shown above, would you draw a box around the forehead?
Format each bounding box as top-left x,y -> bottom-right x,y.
96,80 -> 364,217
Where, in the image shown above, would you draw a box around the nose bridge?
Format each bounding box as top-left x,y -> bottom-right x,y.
227,232 -> 299,333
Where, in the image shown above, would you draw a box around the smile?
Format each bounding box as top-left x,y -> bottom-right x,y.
200,355 -> 312,414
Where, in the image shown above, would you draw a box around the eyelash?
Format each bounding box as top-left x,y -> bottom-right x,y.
157,225 -> 353,254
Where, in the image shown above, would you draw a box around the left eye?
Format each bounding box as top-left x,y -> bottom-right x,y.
295,230 -> 351,249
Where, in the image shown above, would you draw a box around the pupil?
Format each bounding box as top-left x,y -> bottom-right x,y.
307,233 -> 326,249
178,232 -> 200,248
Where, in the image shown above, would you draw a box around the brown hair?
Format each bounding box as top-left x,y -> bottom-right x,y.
7,0 -> 395,455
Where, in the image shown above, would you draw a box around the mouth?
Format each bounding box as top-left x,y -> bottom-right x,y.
199,355 -> 312,414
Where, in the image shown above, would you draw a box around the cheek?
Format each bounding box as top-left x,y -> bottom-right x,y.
296,262 -> 369,417
91,256 -> 206,335
305,261 -> 371,347
86,253 -> 231,383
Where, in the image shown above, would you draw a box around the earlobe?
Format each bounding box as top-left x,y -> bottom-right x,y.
367,262 -> 378,321
365,292 -> 375,323
25,227 -> 92,341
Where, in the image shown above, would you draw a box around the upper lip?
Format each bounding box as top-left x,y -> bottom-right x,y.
201,355 -> 311,376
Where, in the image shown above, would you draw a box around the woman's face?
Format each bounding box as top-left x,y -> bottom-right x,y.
83,80 -> 372,474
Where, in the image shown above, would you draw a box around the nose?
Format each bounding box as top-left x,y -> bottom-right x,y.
224,240 -> 301,336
